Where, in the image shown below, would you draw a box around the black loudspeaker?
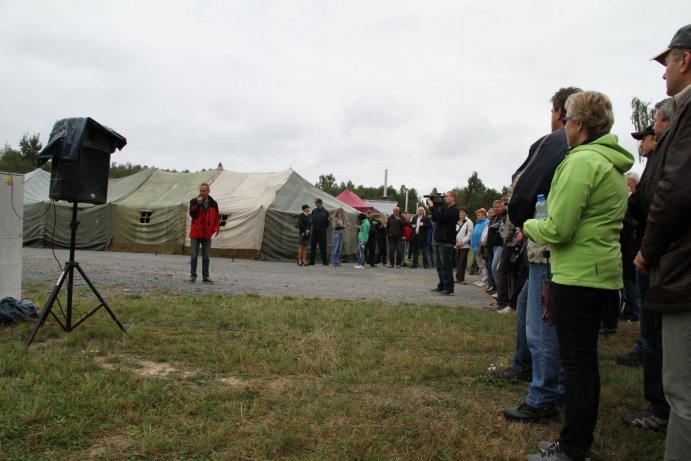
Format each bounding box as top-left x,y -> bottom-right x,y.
38,117 -> 127,205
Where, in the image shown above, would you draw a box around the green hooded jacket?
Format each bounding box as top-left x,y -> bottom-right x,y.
523,133 -> 635,289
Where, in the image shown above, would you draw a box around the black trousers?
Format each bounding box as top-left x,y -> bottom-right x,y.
553,283 -> 618,460
455,248 -> 469,281
309,228 -> 328,264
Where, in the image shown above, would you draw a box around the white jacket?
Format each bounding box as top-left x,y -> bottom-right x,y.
455,218 -> 473,249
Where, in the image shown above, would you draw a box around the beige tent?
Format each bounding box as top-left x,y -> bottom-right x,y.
110,169 -> 221,254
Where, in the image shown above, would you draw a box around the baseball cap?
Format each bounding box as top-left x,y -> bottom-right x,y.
301,204 -> 310,210
652,24 -> 691,65
631,125 -> 655,140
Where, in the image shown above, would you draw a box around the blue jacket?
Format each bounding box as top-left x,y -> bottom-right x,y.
471,217 -> 488,254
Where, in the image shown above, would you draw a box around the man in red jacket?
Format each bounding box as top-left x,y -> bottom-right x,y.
189,183 -> 220,283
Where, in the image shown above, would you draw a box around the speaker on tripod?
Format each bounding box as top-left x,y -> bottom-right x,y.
26,117 -> 127,346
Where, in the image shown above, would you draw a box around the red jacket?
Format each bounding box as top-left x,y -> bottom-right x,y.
189,196 -> 220,240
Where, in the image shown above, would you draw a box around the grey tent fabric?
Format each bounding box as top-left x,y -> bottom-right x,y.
259,170 -> 359,261
111,169 -> 221,254
22,167 -> 359,262
22,168 -> 153,250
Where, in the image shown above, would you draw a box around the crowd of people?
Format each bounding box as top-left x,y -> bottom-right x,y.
189,25 -> 691,461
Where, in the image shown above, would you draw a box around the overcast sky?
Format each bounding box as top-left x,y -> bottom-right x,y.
1,1 -> 689,198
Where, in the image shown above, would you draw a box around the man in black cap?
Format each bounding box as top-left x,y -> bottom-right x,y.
631,125 -> 656,161
634,24 -> 691,460
309,198 -> 330,265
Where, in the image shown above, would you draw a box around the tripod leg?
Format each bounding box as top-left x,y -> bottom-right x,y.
25,266 -> 70,346
74,263 -> 126,333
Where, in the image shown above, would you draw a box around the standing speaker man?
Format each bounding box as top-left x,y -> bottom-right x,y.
189,182 -> 220,284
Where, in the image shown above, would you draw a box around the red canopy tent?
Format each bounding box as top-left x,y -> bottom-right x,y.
335,188 -> 379,213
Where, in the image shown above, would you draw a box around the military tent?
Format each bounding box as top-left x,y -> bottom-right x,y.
22,168 -> 154,250
110,169 -> 221,254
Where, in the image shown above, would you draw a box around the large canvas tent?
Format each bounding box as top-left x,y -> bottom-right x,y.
110,169 -> 221,254
22,168 -> 154,250
22,167 -> 359,262
185,168 -> 359,261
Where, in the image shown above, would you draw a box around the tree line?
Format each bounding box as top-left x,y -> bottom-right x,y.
1,133 -> 152,178
315,171 -> 505,216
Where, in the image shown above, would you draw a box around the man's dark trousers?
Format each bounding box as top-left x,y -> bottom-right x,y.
309,227 -> 328,265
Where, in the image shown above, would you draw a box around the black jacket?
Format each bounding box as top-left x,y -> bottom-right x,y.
310,207 -> 330,229
508,129 -> 568,228
638,93 -> 691,312
431,204 -> 459,244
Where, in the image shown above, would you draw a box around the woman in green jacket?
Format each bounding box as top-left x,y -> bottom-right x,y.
522,91 -> 635,461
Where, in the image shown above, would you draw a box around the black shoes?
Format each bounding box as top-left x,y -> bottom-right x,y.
615,351 -> 643,367
438,290 -> 454,296
488,366 -> 532,384
189,276 -> 196,283
503,401 -> 559,423
622,406 -> 668,432
202,278 -> 213,284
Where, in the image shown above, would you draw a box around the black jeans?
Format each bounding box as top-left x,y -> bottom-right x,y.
637,271 -> 670,419
553,283 -> 618,460
455,248 -> 469,281
309,227 -> 328,264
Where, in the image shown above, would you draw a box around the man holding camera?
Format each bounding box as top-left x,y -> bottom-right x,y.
428,191 -> 459,295
189,182 -> 220,283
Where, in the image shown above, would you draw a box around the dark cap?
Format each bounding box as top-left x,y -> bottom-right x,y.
631,125 -> 655,140
301,204 -> 310,210
652,24 -> 691,64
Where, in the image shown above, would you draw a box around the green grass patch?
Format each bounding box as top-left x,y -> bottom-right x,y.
0,289 -> 664,460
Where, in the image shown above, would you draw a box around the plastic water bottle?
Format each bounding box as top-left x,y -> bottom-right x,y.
535,194 -> 548,219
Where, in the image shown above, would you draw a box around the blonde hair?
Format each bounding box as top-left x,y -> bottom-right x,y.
332,208 -> 344,220
565,91 -> 614,137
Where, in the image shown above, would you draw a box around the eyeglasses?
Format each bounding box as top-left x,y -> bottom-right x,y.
561,115 -> 574,123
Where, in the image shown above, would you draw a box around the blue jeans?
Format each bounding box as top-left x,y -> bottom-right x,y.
388,236 -> 404,266
357,242 -> 366,266
526,263 -> 563,407
190,238 -> 211,279
331,233 -> 343,264
511,281 -> 532,373
433,244 -> 455,291
491,245 -> 503,285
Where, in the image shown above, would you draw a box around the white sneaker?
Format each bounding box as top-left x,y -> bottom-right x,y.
476,282 -> 488,288
491,293 -> 498,298
498,306 -> 513,315
354,265 -> 364,269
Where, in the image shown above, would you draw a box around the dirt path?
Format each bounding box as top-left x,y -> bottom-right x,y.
22,248 -> 493,309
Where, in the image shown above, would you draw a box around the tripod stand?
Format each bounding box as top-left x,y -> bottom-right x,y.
26,201 -> 126,346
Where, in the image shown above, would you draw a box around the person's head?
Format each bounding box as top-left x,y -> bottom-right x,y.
550,87 -> 583,132
366,209 -> 373,219
492,199 -> 504,214
487,208 -> 495,218
459,207 -> 468,220
631,125 -> 657,158
475,208 -> 487,220
444,190 -> 457,206
315,198 -> 323,209
626,172 -> 640,193
393,206 -> 400,216
358,212 -> 367,223
653,25 -> 691,97
653,98 -> 674,140
199,183 -> 210,199
301,204 -> 311,214
333,207 -> 343,219
417,206 -> 424,216
563,91 -> 615,147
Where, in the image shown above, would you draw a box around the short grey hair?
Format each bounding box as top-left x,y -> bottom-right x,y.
655,98 -> 674,120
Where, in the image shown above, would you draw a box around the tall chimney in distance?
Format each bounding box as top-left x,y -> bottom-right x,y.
383,169 -> 388,198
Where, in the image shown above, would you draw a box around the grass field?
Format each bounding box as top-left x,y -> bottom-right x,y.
0,286 -> 665,460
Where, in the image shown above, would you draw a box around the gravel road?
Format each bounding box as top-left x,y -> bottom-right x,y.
22,248 -> 492,309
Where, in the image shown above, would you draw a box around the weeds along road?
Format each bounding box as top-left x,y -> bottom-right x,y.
21,248 -> 491,309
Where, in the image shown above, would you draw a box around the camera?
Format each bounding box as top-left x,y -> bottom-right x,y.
424,193 -> 445,207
